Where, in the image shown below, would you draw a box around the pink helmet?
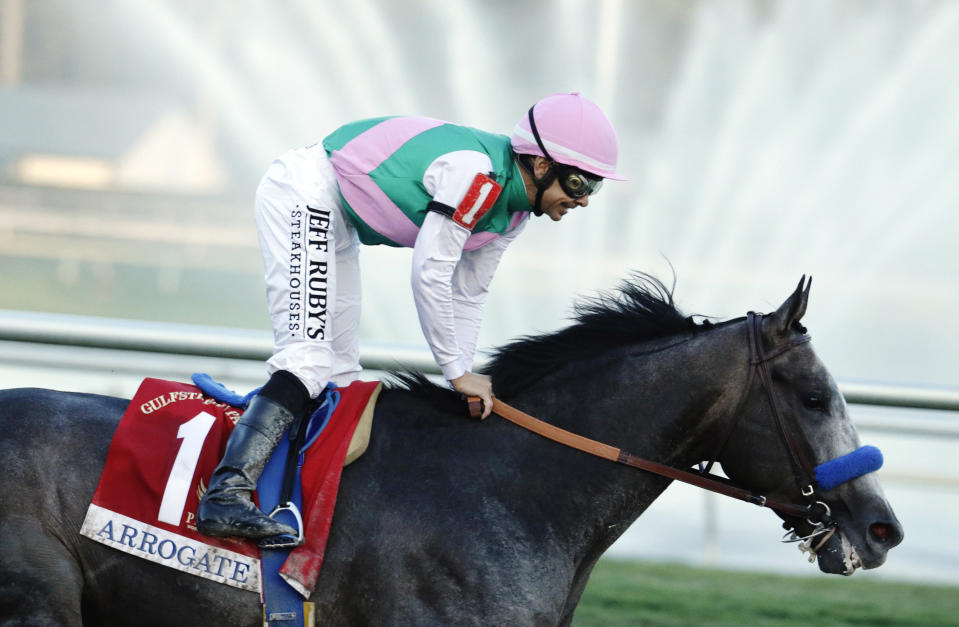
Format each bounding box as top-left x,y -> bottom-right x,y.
510,92 -> 626,181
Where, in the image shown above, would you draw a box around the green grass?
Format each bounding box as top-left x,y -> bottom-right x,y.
574,559 -> 959,626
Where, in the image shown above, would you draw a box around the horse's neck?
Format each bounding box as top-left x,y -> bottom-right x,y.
502,328 -> 745,557
518,329 -> 742,460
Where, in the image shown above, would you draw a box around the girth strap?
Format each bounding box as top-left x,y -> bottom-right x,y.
469,396 -> 812,520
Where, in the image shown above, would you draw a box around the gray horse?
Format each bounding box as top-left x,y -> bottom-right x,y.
0,276 -> 902,625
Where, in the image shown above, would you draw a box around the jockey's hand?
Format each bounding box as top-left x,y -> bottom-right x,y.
450,372 -> 493,419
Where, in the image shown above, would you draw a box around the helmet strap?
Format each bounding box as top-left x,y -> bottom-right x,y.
522,106 -> 558,217
527,106 -> 554,161
518,154 -> 555,217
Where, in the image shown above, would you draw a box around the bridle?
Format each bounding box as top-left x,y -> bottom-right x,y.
711,312 -> 838,552
701,313 -> 831,523
469,311 -> 837,544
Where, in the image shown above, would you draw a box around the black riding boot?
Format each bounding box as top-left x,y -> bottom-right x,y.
196,371 -> 310,539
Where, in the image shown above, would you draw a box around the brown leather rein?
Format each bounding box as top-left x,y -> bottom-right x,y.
470,312 -> 830,524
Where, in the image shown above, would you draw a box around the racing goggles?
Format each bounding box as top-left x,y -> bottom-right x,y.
554,164 -> 603,198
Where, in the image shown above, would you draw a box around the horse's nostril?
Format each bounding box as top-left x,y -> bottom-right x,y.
869,522 -> 899,544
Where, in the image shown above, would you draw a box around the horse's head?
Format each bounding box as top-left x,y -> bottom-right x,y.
716,278 -> 903,575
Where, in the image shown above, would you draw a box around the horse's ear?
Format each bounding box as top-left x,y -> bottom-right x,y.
769,276 -> 811,335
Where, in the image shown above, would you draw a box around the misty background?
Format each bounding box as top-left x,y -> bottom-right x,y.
1,0 -> 957,585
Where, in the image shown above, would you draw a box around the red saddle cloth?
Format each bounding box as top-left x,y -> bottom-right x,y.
80,377 -> 379,597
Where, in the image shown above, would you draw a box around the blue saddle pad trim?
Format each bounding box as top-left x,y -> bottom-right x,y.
301,388 -> 340,454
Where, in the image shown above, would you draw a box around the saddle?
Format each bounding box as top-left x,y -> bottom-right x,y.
192,373 -> 377,468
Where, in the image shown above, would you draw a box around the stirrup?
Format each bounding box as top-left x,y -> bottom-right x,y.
258,501 -> 305,549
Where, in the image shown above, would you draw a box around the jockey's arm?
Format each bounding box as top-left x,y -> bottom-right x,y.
411,211 -> 472,383
450,218 -> 527,375
413,214 -> 515,419
411,150 -> 514,417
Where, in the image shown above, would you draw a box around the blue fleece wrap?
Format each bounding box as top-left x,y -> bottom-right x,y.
191,373 -> 261,408
815,445 -> 883,490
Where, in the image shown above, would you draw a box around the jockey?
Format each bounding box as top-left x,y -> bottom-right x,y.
197,92 -> 627,541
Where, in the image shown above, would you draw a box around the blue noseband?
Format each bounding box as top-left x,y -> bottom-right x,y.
814,445 -> 883,490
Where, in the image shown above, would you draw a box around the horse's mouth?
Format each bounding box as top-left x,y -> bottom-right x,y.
815,531 -> 860,575
783,504 -> 902,576
785,522 -> 868,576
806,529 -> 882,575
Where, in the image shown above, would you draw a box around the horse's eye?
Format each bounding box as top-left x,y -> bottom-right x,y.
803,394 -> 827,411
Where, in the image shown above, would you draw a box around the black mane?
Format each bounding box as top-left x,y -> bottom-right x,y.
385,274 -> 706,401
482,273 -> 703,397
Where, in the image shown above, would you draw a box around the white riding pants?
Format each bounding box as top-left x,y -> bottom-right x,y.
253,144 -> 362,398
